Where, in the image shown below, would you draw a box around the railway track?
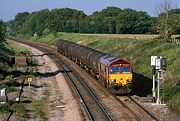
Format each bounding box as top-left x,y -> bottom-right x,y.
9,37 -> 113,121
8,37 -> 162,121
48,51 -> 113,121
114,95 -> 160,121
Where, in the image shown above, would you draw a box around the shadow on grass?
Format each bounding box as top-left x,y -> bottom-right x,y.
131,72 -> 155,97
23,83 -> 43,88
21,100 -> 32,103
0,69 -> 72,81
30,53 -> 53,57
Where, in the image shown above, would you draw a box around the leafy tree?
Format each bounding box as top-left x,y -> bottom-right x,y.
49,8 -> 87,33
7,12 -> 29,36
0,20 -> 6,42
116,9 -> 153,34
155,0 -> 180,41
26,9 -> 50,36
9,7 -> 180,36
0,20 -> 13,65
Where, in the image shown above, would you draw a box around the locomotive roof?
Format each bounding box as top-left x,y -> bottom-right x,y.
100,55 -> 118,65
99,54 -> 130,66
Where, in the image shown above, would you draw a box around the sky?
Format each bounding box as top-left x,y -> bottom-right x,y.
0,0 -> 180,21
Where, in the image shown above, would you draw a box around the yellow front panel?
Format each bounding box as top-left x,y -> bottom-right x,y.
109,73 -> 132,86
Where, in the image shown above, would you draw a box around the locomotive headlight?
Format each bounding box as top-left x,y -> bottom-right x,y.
111,79 -> 116,83
126,77 -> 130,79
126,79 -> 132,83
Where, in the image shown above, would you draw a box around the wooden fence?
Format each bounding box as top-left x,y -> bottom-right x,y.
170,37 -> 180,44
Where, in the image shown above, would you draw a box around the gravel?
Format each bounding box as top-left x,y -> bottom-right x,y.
16,43 -> 83,121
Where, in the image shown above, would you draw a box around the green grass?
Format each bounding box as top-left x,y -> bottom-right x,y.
0,104 -> 11,113
6,40 -> 27,54
32,100 -> 48,120
12,104 -> 27,118
23,32 -> 180,111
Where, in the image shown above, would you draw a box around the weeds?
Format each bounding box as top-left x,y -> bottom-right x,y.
32,100 -> 47,120
21,32 -> 180,110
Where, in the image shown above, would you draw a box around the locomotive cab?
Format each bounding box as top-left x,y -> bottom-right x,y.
109,63 -> 132,87
99,55 -> 133,93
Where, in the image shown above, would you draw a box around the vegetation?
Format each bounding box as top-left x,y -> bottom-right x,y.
1,19 -> 49,120
3,0 -> 180,113
4,7 -> 160,36
155,0 -> 180,41
22,32 -> 180,111
12,104 -> 27,118
0,20 -> 13,66
0,20 -> 6,42
6,6 -> 180,38
32,100 -> 48,120
0,104 -> 11,113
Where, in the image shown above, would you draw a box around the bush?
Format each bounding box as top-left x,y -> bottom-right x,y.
8,87 -> 17,93
12,104 -> 27,118
0,104 -> 11,113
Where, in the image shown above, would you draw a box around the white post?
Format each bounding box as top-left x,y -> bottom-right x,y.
156,70 -> 161,104
152,67 -> 156,102
1,88 -> 8,102
152,74 -> 156,102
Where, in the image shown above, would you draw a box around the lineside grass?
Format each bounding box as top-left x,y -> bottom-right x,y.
79,33 -> 180,40
23,32 -> 180,111
6,39 -> 27,54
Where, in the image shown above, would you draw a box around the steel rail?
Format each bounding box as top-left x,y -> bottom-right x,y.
49,54 -> 94,121
70,63 -> 113,121
9,37 -> 113,121
38,41 -> 160,121
127,96 -> 160,121
47,49 -> 113,121
111,94 -> 142,121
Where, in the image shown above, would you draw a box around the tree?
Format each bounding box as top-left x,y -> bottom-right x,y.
116,9 -> 153,34
9,12 -> 30,35
0,20 -> 6,42
7,7 -> 157,35
155,0 -> 180,41
0,20 -> 13,65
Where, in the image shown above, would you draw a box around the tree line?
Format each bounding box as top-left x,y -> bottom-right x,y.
5,7 -> 180,37
0,20 -> 13,66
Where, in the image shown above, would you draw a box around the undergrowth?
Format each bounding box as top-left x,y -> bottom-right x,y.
19,32 -> 180,111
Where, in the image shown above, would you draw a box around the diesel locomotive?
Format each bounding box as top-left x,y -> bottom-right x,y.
57,40 -> 133,93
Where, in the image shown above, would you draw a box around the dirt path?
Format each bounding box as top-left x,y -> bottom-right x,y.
18,43 -> 83,121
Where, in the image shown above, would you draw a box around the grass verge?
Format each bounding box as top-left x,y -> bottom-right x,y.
19,33 -> 180,111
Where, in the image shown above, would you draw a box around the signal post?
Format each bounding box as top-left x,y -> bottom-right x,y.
151,56 -> 166,104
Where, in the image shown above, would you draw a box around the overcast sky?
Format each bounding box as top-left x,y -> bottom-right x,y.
0,0 -> 180,21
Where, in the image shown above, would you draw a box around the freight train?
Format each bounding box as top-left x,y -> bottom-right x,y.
57,40 -> 133,93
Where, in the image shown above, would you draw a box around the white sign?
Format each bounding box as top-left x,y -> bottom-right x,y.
155,58 -> 161,70
151,56 -> 163,70
151,56 -> 158,66
1,88 -> 6,96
